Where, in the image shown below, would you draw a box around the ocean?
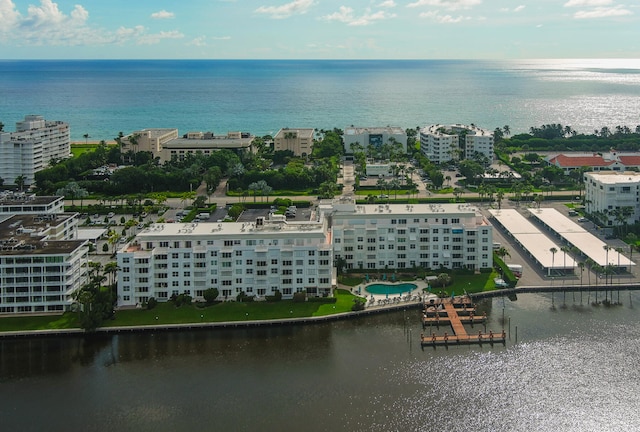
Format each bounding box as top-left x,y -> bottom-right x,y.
1,59 -> 640,141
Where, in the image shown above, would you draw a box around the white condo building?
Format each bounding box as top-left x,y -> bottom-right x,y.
330,201 -> 493,272
343,126 -> 407,155
0,213 -> 88,315
117,214 -> 333,307
419,125 -> 460,164
584,171 -> 640,226
0,115 -> 71,186
420,124 -> 494,164
451,124 -> 494,162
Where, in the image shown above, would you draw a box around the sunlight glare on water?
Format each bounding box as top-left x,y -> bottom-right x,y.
379,322 -> 640,432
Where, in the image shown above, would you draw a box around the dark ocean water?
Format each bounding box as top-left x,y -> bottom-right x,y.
1,59 -> 640,140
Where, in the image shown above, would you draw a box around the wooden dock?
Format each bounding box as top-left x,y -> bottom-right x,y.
420,297 -> 505,347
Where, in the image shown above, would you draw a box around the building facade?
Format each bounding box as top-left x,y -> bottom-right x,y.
123,128 -> 254,163
419,125 -> 460,164
329,201 -> 493,272
0,115 -> 70,186
273,128 -> 315,157
117,214 -> 333,307
452,124 -> 494,162
420,124 -> 494,164
0,213 -> 88,315
0,193 -> 65,219
584,171 -> 640,226
343,126 -> 407,155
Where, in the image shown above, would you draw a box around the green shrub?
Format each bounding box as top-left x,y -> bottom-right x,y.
292,291 -> 307,303
266,290 -> 283,302
308,297 -> 337,303
203,288 -> 219,304
146,297 -> 157,310
352,299 -> 366,311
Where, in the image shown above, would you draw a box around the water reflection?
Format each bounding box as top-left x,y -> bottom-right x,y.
0,292 -> 639,431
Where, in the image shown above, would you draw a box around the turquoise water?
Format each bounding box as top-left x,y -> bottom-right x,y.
1,59 -> 640,140
365,282 -> 417,295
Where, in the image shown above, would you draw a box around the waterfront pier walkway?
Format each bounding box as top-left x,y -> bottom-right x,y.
420,297 -> 504,347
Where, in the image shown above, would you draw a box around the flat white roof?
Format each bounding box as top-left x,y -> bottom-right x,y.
136,220 -> 327,239
77,228 -> 107,240
528,207 -> 632,267
489,209 -> 575,270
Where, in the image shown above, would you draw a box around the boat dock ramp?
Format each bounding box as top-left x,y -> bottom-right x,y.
421,297 -> 505,347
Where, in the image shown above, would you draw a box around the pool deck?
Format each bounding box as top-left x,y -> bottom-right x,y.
354,280 -> 437,304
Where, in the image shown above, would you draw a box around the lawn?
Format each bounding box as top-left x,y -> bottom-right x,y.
427,270 -> 500,297
0,313 -> 79,332
70,143 -> 99,157
107,289 -> 364,327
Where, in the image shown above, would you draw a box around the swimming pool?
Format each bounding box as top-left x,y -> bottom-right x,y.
365,283 -> 417,295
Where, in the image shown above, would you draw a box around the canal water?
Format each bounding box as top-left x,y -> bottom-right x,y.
2,291 -> 639,432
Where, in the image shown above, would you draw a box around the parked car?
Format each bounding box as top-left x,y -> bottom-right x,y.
577,217 -> 588,222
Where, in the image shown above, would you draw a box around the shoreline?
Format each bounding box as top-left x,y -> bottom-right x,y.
2,283 -> 638,339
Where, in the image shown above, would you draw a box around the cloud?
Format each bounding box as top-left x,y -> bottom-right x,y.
378,0 -> 397,7
255,0 -> 315,19
323,6 -> 396,26
0,1 -> 189,47
564,0 -> 612,6
573,5 -> 632,18
419,10 -> 471,23
407,0 -> 481,11
188,36 -> 207,46
137,30 -> 184,45
514,5 -> 525,12
151,10 -> 175,19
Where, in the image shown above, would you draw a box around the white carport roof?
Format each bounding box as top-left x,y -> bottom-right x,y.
489,209 -> 575,270
528,208 -> 633,268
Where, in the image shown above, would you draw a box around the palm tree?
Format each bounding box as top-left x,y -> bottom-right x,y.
503,125 -> 510,136
603,245 -> 611,279
615,247 -> 624,284
83,133 -> 90,145
103,261 -> 119,288
561,246 -> 570,275
549,247 -> 557,278
585,258 -> 594,285
578,261 -> 585,286
495,246 -> 510,263
496,190 -> 504,210
627,232 -> 637,272
14,175 -> 26,192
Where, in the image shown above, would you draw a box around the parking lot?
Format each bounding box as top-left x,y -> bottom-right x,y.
479,200 -> 640,288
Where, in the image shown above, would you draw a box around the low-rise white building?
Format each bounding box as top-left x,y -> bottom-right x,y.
117,214 -> 333,307
584,171 -> 640,226
330,200 -> 493,272
273,128 -> 315,157
344,126 -> 407,155
122,128 -> 254,162
0,213 -> 88,315
0,115 -> 71,186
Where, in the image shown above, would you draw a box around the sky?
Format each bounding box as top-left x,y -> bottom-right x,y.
0,0 -> 638,59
